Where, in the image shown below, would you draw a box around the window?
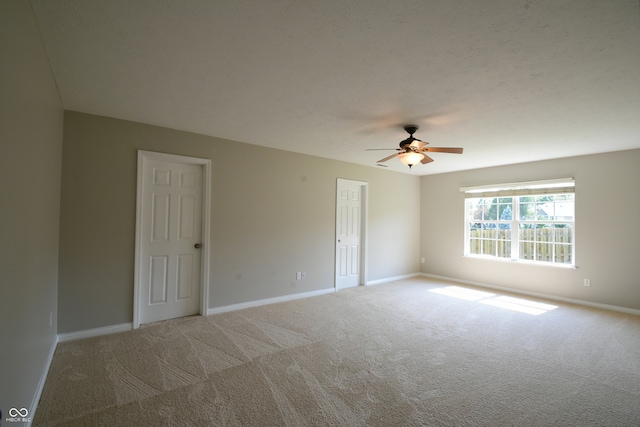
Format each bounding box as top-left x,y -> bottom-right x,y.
462,179 -> 575,266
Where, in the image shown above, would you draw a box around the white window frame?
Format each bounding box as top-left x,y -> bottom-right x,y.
461,178 -> 575,267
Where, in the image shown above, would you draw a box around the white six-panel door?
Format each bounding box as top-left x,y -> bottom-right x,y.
336,179 -> 366,289
137,155 -> 204,325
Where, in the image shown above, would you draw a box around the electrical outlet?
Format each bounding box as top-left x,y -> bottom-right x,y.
301,272 -> 306,279
296,272 -> 302,280
584,278 -> 591,287
420,257 -> 425,264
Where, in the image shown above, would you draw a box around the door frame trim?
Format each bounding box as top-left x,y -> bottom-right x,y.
335,178 -> 368,289
133,150 -> 211,329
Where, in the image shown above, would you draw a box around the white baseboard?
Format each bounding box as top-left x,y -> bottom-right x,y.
366,272 -> 422,286
57,288 -> 337,341
27,334 -> 58,427
207,287 -> 336,315
57,323 -> 133,343
420,273 -> 640,316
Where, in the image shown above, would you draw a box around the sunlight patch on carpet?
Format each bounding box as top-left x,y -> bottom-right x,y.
429,286 -> 558,315
429,286 -> 495,301
481,296 -> 558,315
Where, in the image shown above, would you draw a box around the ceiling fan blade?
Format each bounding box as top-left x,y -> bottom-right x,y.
421,154 -> 434,164
377,153 -> 400,163
423,147 -> 463,154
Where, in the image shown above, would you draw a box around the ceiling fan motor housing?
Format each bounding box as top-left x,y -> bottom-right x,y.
399,125 -> 420,150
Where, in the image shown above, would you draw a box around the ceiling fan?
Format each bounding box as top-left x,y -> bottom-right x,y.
366,124 -> 463,169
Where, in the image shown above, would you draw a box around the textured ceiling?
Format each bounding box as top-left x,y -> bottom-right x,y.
31,0 -> 640,175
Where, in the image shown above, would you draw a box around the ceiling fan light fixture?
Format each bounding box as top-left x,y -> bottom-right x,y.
398,151 -> 425,167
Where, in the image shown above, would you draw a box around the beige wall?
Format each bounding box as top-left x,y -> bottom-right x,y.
58,112 -> 420,333
420,149 -> 640,310
0,0 -> 63,416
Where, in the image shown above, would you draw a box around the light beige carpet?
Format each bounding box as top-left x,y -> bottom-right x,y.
35,278 -> 640,426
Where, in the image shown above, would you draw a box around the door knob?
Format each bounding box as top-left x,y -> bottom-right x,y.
194,243 -> 202,249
